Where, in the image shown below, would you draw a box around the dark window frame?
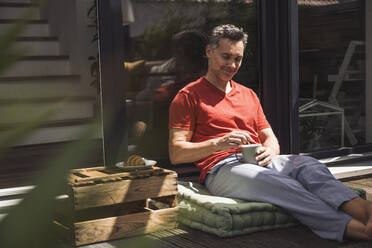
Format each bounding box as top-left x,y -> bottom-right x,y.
97,0 -> 127,167
259,0 -> 300,154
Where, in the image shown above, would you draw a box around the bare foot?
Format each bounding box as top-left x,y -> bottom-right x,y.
345,218 -> 372,240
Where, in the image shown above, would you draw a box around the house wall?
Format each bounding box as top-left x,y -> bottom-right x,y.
39,0 -> 97,92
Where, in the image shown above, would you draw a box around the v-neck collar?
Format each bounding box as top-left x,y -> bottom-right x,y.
202,77 -> 236,96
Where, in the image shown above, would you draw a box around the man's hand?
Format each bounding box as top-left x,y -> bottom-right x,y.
169,129 -> 255,164
215,130 -> 254,150
256,128 -> 280,166
255,146 -> 276,166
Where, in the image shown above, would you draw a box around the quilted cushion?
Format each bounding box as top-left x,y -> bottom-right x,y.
177,181 -> 366,238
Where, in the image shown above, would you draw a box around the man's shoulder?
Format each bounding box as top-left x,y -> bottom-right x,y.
232,80 -> 256,95
179,77 -> 206,94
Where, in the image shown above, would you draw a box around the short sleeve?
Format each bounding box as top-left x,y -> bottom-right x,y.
253,91 -> 271,131
169,91 -> 196,131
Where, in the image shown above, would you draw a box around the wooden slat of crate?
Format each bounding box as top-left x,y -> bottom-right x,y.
72,172 -> 177,210
78,170 -> 108,178
70,166 -> 106,173
68,167 -> 168,185
68,174 -> 82,183
70,166 -> 161,175
73,207 -> 178,246
55,199 -> 151,224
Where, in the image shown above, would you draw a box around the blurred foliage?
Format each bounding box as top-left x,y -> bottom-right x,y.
0,101 -> 67,158
0,1 -> 259,246
0,2 -> 163,247
0,4 -> 98,248
0,122 -> 100,248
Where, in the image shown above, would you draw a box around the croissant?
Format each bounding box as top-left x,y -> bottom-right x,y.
126,155 -> 146,166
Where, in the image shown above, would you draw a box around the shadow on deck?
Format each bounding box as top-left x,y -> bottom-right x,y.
146,225 -> 372,248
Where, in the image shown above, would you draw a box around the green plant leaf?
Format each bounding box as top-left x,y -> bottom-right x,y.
0,1 -> 169,246
0,121 -> 101,248
0,100 -> 67,158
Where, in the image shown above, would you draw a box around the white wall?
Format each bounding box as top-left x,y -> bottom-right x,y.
39,0 -> 97,93
367,0 -> 372,143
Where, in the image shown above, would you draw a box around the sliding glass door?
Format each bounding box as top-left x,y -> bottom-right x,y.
298,0 -> 369,154
119,0 -> 260,162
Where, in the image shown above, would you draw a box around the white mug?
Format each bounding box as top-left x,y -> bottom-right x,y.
235,144 -> 262,164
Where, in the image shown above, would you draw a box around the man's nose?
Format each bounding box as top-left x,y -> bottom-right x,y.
227,60 -> 238,70
232,62 -> 238,69
225,59 -> 234,67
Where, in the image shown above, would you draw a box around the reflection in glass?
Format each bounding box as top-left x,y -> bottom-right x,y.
0,0 -> 102,145
0,0 -> 103,187
122,0 -> 259,160
298,0 -> 366,152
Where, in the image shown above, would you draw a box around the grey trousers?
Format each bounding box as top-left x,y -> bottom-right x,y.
204,154 -> 358,242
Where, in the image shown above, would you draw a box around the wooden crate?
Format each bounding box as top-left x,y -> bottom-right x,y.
54,166 -> 178,247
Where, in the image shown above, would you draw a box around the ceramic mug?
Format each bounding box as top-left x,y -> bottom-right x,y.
235,144 -> 262,164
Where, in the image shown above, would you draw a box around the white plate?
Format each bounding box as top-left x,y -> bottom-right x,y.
115,158 -> 157,170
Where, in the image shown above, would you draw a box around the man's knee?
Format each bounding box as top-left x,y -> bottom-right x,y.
289,155 -> 326,169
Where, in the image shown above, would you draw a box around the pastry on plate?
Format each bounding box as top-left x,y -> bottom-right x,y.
126,154 -> 146,166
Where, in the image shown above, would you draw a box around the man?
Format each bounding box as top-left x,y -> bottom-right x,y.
168,24 -> 372,241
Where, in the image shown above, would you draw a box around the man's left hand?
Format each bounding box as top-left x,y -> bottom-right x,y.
255,146 -> 276,167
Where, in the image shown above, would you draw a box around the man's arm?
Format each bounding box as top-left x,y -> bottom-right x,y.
255,128 -> 280,166
169,128 -> 253,164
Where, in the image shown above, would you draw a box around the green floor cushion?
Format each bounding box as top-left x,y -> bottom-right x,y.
177,181 -> 366,238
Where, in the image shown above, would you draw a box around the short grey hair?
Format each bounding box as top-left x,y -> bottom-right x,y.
209,24 -> 248,48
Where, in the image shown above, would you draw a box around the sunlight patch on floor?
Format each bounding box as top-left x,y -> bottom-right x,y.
329,165 -> 372,179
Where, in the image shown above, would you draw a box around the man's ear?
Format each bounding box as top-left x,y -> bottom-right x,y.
205,44 -> 212,58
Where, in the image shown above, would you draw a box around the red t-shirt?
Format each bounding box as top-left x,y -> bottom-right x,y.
169,77 -> 271,183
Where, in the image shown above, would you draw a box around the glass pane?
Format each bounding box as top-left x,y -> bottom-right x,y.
0,0 -> 103,187
122,0 -> 259,160
298,0 -> 367,152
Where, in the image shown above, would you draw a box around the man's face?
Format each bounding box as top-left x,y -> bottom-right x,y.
206,38 -> 245,82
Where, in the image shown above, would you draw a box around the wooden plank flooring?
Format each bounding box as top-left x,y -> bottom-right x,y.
144,175 -> 372,248
342,175 -> 372,200
145,224 -> 372,248
2,158 -> 372,248
76,175 -> 372,248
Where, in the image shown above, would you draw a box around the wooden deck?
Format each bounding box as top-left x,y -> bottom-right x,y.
148,225 -> 372,248
73,175 -> 372,248
2,148 -> 372,248
77,224 -> 372,248
343,176 -> 372,200
1,177 -> 372,248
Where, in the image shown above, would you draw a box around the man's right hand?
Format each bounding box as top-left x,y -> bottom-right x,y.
169,129 -> 253,164
215,130 -> 253,150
